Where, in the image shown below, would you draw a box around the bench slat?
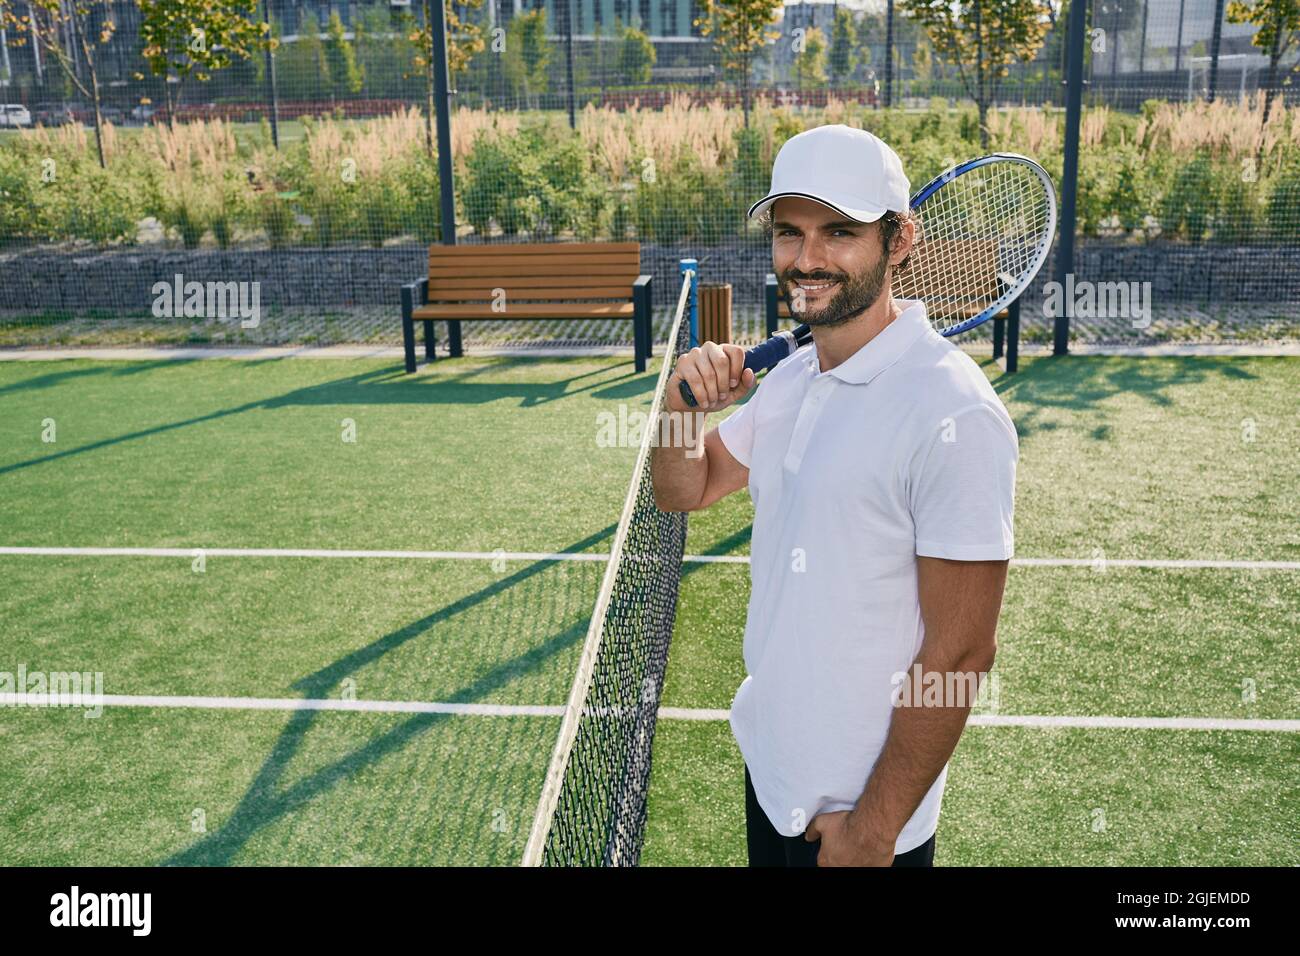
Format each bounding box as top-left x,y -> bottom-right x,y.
427,286 -> 635,301
426,277 -> 634,291
426,241 -> 639,258
428,263 -> 640,279
431,254 -> 639,269
414,302 -> 637,319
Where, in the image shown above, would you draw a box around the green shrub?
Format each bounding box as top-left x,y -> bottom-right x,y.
1214,162 -> 1266,244
398,154 -> 441,244
1106,142 -> 1157,235
0,151 -> 37,244
258,193 -> 296,248
462,129 -> 548,237
1266,163 -> 1300,241
1158,150 -> 1219,241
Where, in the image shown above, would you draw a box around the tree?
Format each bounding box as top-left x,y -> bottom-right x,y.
324,10 -> 363,97
409,0 -> 484,80
792,25 -> 828,95
278,10 -> 329,101
911,32 -> 935,95
501,7 -> 549,111
136,0 -> 270,129
828,7 -> 858,88
1226,0 -> 1300,131
902,0 -> 1052,148
695,0 -> 783,127
354,5 -> 413,99
617,22 -> 655,85
0,0 -> 118,167
409,0 -> 485,151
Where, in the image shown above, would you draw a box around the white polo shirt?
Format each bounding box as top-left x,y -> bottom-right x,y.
716,298 -> 1018,854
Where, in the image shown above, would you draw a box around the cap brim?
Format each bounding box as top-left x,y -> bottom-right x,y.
747,192 -> 887,224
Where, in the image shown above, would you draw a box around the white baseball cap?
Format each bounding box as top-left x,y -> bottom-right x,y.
747,124 -> 910,224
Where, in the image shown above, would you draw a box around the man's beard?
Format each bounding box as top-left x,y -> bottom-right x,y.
779,254 -> 890,328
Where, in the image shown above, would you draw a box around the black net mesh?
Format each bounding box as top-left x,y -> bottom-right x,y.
534,270 -> 691,867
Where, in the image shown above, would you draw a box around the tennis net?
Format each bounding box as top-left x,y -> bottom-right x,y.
523,267 -> 695,866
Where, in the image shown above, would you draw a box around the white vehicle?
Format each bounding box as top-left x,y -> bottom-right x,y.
0,104 -> 33,128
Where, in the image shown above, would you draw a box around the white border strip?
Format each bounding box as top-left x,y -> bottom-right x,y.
2,694 -> 1293,731
1,546 -> 1296,570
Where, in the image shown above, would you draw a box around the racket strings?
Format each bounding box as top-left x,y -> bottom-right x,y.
897,162 -> 1053,334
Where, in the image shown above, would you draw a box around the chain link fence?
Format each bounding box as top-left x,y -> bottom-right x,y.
1,0 -> 1297,349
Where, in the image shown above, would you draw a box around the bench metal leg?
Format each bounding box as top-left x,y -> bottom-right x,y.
993,315 -> 1005,361
633,312 -> 648,373
1006,298 -> 1020,374
401,284 -> 417,374
423,320 -> 436,361
642,298 -> 654,360
632,277 -> 651,372
447,320 -> 463,358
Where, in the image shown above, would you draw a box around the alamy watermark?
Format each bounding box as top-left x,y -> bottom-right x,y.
1043,274 -> 1153,330
0,665 -> 104,717
596,406 -> 707,457
890,665 -> 996,710
50,886 -> 150,936
152,274 -> 261,329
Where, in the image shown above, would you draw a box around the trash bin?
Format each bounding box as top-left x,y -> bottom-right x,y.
698,284 -> 733,345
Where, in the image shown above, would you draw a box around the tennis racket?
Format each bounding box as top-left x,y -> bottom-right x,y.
678,153 -> 1057,408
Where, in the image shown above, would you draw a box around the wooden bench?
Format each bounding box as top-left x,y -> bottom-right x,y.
763,273 -> 1023,373
400,242 -> 654,373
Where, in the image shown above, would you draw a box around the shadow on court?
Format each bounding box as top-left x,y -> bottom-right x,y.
988,355 -> 1260,440
161,524 -> 615,866
0,358 -> 203,398
0,356 -> 654,476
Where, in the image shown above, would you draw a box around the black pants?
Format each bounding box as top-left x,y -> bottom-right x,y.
745,766 -> 936,867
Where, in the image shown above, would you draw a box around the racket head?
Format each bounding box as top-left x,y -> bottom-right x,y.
896,153 -> 1057,337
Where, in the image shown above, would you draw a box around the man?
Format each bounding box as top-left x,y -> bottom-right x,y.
651,125 -> 1018,867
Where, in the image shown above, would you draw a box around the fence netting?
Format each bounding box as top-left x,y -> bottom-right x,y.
1,0 -> 1296,348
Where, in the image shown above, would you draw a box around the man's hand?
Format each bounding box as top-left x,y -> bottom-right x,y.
805,810 -> 897,867
666,341 -> 756,414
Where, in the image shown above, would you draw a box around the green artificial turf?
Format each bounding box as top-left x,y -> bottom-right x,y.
0,352 -> 1295,865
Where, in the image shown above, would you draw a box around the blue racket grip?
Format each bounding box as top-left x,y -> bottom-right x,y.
677,329 -> 802,408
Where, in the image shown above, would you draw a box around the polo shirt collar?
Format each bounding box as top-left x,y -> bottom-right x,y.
807,299 -> 931,386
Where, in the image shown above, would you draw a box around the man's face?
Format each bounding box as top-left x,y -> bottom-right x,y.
771,196 -> 891,328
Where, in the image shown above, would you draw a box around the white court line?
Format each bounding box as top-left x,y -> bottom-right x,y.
0,346 -> 629,362
2,694 -> 1295,731
0,546 -> 1296,570
0,693 -> 563,717
1011,557 -> 1300,570
963,714 -> 1300,732
0,546 -> 609,563
655,709 -> 1300,731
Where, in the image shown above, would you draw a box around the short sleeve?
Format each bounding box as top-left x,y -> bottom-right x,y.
715,385 -> 763,469
909,402 -> 1018,560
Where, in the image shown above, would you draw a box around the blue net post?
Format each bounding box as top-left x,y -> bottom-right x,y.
680,258 -> 699,348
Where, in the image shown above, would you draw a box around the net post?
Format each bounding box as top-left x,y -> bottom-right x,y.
680,259 -> 699,348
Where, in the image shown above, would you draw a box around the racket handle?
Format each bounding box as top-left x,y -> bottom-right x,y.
677,327 -> 808,408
